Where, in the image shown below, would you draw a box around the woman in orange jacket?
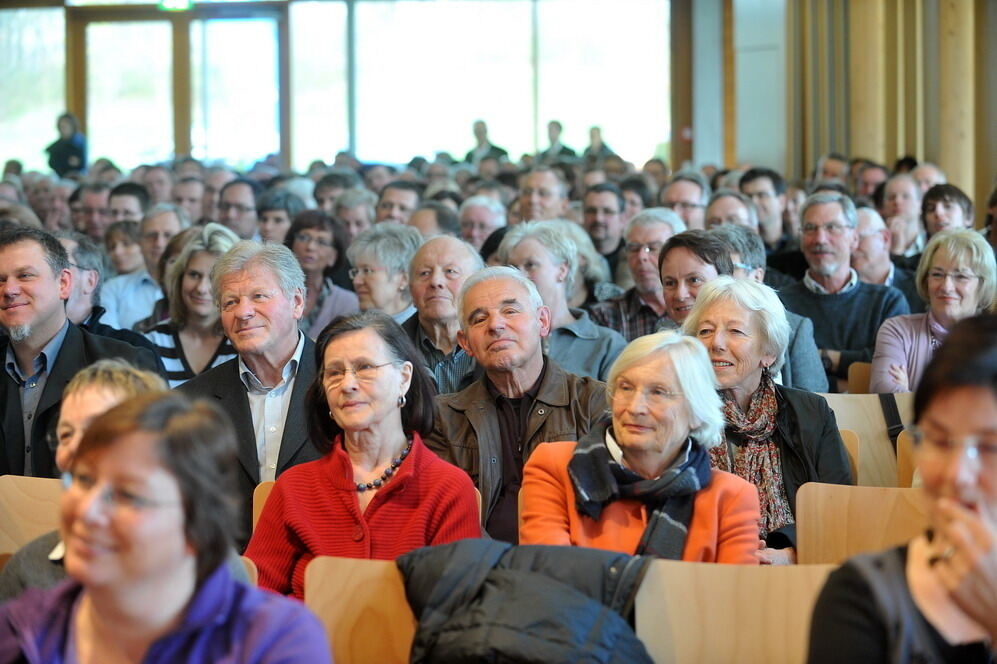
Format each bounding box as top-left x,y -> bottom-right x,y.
520,331 -> 761,563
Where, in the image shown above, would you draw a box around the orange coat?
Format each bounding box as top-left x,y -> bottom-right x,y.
520,441 -> 761,564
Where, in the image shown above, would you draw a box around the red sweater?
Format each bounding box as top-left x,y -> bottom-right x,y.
245,433 -> 480,599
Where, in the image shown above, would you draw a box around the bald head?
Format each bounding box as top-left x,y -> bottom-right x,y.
409,235 -> 485,326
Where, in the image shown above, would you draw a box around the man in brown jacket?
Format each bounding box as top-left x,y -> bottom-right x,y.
425,266 -> 606,543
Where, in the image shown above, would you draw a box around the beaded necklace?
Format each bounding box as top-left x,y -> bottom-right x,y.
356,439 -> 412,492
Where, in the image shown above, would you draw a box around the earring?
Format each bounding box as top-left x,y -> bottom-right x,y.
397,395 -> 407,408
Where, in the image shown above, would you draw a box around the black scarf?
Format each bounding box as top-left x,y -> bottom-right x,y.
567,417 -> 713,560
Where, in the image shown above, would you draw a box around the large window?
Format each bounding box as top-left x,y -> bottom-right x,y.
2,1 -> 670,174
289,1 -> 349,172
190,16 -> 280,168
0,8 -> 66,172
87,20 -> 174,167
354,0 -> 533,164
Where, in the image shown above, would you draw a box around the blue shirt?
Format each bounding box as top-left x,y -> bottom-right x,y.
0,563 -> 332,663
100,269 -> 162,331
4,320 -> 69,476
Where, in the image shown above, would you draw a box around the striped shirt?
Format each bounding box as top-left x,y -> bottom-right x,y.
143,321 -> 237,388
587,288 -> 672,342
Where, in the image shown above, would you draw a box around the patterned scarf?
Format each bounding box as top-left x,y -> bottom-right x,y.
710,371 -> 793,539
568,418 -> 713,560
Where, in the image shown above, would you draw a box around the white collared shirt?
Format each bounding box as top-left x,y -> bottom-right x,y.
803,268 -> 860,295
238,333 -> 306,482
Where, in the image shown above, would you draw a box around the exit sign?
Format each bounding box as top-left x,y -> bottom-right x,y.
158,0 -> 193,10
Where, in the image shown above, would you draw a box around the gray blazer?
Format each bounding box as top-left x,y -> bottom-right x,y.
781,311 -> 828,393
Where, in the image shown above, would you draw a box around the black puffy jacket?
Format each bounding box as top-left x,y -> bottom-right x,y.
396,539 -> 653,664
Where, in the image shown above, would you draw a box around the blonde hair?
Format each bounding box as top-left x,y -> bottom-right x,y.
606,331 -> 725,448
64,358 -> 167,400
682,276 -> 791,374
916,229 -> 996,312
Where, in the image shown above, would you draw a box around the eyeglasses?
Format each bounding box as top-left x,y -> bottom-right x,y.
349,266 -> 388,280
662,201 -> 704,211
801,222 -> 851,236
295,233 -> 333,248
323,361 -> 399,388
61,470 -> 179,515
909,425 -> 997,469
613,381 -> 684,407
625,242 -> 664,255
79,207 -> 109,217
927,269 -> 978,285
219,202 -> 256,214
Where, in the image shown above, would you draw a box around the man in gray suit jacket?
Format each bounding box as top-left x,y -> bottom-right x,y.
179,241 -> 320,548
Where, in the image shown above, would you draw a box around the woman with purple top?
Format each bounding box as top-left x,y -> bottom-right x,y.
871,230 -> 996,393
0,393 -> 331,664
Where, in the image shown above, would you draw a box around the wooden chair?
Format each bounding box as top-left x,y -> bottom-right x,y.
241,556 -> 259,585
0,475 -> 63,554
820,392 -> 914,487
838,428 -> 860,481
846,361 -> 872,394
795,482 -> 927,565
252,481 -> 275,530
305,556 -> 415,663
896,429 -> 916,488
635,559 -> 835,664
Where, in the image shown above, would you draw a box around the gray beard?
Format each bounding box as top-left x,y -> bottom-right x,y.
809,261 -> 841,277
5,324 -> 31,342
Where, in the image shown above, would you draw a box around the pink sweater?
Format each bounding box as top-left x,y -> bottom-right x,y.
246,433 -> 480,598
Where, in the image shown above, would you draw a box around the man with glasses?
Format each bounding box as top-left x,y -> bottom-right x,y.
589,208 -> 686,340
739,167 -> 790,251
851,206 -> 924,313
659,171 -> 710,230
219,178 -> 262,240
582,183 -> 627,278
180,241 -> 319,545
778,192 -> 909,390
101,203 -> 189,330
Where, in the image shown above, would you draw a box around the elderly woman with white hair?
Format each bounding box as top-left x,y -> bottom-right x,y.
346,222 -> 423,324
683,276 -> 852,564
520,331 -> 761,562
500,221 -> 626,380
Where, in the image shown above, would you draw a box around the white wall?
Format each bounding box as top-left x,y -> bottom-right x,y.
733,0 -> 786,172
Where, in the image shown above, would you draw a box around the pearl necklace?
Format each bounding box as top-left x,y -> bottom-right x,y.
356,440 -> 412,492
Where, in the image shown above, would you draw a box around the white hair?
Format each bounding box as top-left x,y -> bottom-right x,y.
607,331 -> 725,448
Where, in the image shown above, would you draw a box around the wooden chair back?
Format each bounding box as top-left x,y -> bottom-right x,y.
838,429 -> 860,481
252,481 -> 275,530
0,475 -> 63,553
896,429 -> 916,488
847,361 -> 872,394
636,559 -> 835,664
820,392 -> 913,486
305,556 -> 415,663
796,482 -> 927,565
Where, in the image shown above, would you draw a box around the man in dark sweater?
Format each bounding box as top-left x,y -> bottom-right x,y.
778,192 -> 909,391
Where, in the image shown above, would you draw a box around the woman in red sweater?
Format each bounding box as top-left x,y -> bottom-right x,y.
246,311 -> 480,598
520,331 -> 761,563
